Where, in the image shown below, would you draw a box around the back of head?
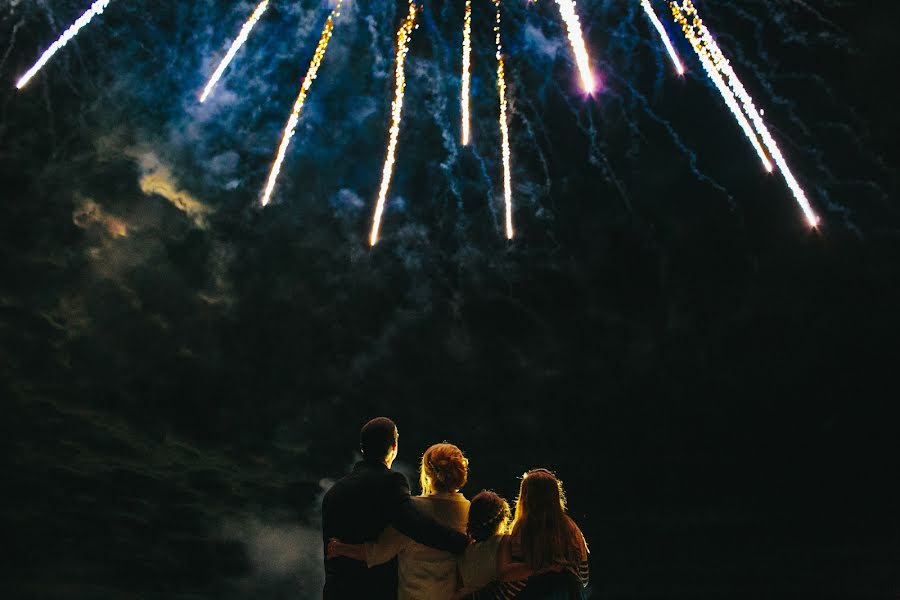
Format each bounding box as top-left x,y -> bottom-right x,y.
467,491 -> 511,542
419,442 -> 469,495
511,468 -> 583,570
359,417 -> 397,462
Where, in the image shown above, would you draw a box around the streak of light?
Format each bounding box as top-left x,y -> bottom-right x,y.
200,0 -> 270,103
673,0 -> 818,227
260,3 -> 341,206
461,0 -> 472,145
671,2 -> 772,171
16,0 -> 111,89
553,0 -> 595,93
370,1 -> 418,246
495,0 -> 513,239
640,0 -> 684,75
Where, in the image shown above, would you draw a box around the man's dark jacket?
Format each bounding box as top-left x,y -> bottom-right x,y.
321,460 -> 469,600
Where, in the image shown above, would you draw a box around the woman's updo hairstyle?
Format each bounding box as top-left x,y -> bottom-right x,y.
467,491 -> 511,542
419,443 -> 469,495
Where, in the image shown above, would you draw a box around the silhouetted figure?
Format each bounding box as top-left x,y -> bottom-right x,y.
322,418 -> 470,600
501,469 -> 590,600
329,443 -> 474,599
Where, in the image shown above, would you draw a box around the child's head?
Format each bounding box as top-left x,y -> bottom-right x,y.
467,490 -> 511,541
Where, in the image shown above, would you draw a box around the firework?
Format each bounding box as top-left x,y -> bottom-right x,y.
260,4 -> 341,207
495,0 -> 513,239
200,0 -> 270,103
697,43 -> 772,171
370,1 -> 418,246
670,2 -> 771,171
553,0 -> 595,93
672,1 -> 818,226
461,0 -> 473,145
16,0 -> 111,90
641,0 -> 684,75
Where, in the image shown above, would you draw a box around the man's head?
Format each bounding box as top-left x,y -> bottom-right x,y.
359,417 -> 398,467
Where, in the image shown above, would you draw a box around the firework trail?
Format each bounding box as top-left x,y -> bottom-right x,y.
200,0 -> 270,103
461,0 -> 472,145
260,3 -> 341,206
553,0 -> 595,93
495,0 -> 513,239
15,0 -> 111,90
370,1 -> 418,246
641,0 -> 684,75
672,1 -> 818,226
686,31 -> 773,171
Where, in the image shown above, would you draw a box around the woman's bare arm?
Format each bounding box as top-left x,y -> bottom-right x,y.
497,535 -> 533,581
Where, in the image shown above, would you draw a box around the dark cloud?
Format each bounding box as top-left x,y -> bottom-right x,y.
1,0 -> 898,598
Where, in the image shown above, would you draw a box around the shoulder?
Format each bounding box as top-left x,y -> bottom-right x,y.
452,493 -> 471,507
324,465 -> 396,499
385,469 -> 411,490
564,515 -> 589,555
321,476 -> 348,503
386,469 -> 409,484
564,515 -> 586,538
410,494 -> 438,514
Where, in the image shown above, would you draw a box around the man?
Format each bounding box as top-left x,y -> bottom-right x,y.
322,417 -> 469,599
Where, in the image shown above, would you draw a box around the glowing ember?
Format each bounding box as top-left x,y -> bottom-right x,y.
370,1 -> 418,246
200,0 -> 270,103
261,3 -> 341,207
16,0 -> 112,90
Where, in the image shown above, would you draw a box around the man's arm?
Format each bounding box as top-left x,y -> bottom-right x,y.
385,472 -> 469,554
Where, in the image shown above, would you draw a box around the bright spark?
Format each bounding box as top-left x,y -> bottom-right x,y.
260,4 -> 340,207
671,2 -> 772,172
553,0 -> 595,93
370,1 -> 418,246
199,0 -> 270,103
461,0 -> 473,145
641,0 -> 684,75
495,0 -> 513,239
673,0 -> 818,227
16,0 -> 111,90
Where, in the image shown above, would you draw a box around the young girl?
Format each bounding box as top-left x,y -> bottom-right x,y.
454,491 -> 531,599
504,468 -> 589,599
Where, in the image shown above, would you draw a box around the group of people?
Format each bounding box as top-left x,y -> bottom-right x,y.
322,417 -> 589,600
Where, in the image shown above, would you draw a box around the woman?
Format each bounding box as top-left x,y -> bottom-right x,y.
502,469 -> 590,600
328,442 -> 471,600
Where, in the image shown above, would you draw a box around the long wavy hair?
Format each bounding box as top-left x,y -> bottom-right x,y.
510,468 -> 587,571
419,442 -> 469,496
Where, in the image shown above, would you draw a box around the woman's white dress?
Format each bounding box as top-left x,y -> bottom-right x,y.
365,491 -> 470,600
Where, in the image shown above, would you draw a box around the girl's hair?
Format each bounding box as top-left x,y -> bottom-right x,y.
467,491 -> 512,541
510,468 -> 587,571
419,443 -> 469,495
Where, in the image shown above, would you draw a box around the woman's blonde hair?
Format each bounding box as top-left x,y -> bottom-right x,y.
510,468 -> 587,571
419,442 -> 469,495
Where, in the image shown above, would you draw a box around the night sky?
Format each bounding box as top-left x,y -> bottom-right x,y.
2,0 -> 898,598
